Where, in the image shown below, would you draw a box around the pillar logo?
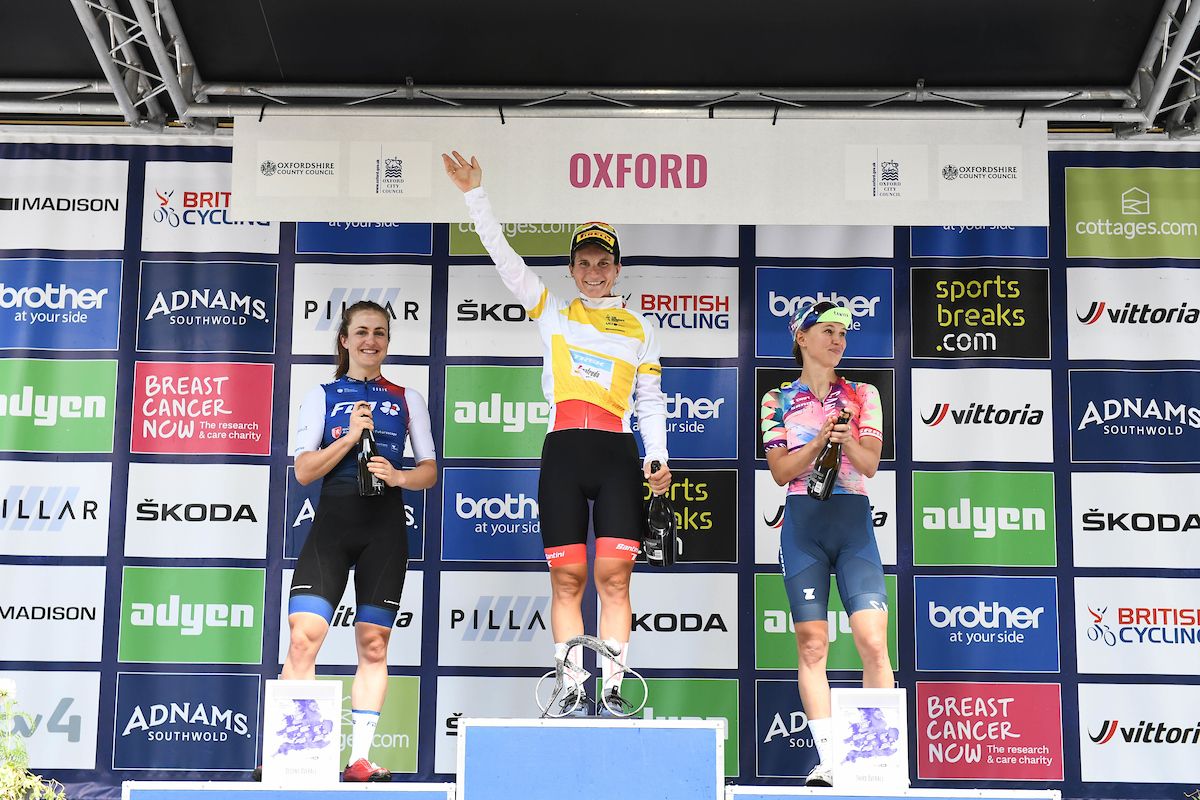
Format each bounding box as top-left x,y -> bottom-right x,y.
438,572 -> 553,667
118,567 -> 264,664
914,576 -> 1059,672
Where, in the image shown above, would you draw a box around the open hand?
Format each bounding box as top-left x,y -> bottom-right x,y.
442,150 -> 481,192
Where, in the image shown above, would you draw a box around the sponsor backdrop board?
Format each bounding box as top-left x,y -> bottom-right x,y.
0,139 -> 1195,800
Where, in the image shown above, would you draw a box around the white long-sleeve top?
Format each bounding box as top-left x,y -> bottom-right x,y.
464,186 -> 669,464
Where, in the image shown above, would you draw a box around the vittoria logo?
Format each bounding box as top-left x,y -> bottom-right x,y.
1076,301 -> 1198,326
922,402 -> 1044,427
1088,719 -> 1200,745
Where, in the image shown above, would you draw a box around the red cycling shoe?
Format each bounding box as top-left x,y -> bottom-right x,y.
342,758 -> 392,782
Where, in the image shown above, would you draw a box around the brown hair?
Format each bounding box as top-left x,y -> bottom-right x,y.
334,300 -> 390,378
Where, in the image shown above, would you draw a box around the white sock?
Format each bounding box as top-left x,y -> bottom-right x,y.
554,642 -> 583,690
808,716 -> 832,765
601,639 -> 627,694
350,709 -> 380,764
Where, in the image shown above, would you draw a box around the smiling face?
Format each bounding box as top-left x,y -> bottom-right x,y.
339,308 -> 390,374
569,244 -> 621,298
796,321 -> 848,369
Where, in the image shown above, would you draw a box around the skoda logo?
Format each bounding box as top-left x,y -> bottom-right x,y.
259,160 -> 277,177
942,164 -> 959,181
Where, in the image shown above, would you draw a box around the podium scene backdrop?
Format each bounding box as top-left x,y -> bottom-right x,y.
0,139 -> 1198,800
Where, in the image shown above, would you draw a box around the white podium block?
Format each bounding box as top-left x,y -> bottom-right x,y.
261,679 -> 343,787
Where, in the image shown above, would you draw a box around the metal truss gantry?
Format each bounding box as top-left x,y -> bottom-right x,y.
1,0 -> 1198,136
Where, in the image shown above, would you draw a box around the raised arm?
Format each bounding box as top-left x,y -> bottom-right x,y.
442,150 -> 549,310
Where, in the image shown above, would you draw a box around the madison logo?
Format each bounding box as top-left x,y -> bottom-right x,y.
1076,300 -> 1198,326
922,402 -> 1044,426
1089,719 -> 1200,745
0,196 -> 120,212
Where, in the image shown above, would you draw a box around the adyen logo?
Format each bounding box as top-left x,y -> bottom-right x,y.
113,672 -> 258,770
914,576 -> 1059,672
921,402 -> 1043,427
444,366 -> 549,458
152,188 -> 268,229
0,359 -> 116,454
913,471 -> 1055,567
118,567 -> 264,664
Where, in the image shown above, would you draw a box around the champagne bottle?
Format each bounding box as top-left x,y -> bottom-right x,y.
357,429 -> 385,496
806,410 -> 851,501
643,461 -> 678,567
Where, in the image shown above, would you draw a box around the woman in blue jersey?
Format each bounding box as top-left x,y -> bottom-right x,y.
443,151 -> 672,717
759,301 -> 891,788
285,300 -> 437,782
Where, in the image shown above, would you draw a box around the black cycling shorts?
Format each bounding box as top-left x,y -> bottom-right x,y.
288,487 -> 409,627
538,429 -> 643,549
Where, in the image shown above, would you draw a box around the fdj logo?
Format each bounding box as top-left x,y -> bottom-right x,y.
129,595 -> 255,636
330,400 -> 400,417
9,697 -> 82,742
768,290 -> 879,326
453,394 -> 550,433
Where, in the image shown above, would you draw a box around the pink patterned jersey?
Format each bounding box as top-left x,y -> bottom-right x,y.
760,376 -> 884,496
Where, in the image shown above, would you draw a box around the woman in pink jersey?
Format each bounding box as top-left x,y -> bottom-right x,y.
759,301 -> 891,787
443,151 -> 672,717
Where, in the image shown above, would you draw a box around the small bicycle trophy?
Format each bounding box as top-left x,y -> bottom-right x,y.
534,635 -> 649,718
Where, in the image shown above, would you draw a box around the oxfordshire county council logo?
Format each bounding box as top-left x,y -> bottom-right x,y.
1121,187 -> 1149,216
259,161 -> 276,177
942,165 -> 959,181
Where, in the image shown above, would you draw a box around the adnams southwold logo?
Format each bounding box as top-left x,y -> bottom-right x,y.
1070,370 -> 1200,464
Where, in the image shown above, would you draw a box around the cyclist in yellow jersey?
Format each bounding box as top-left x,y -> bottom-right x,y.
444,151 -> 672,716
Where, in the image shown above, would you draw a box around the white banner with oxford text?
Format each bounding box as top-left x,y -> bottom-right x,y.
230,117 -> 1048,226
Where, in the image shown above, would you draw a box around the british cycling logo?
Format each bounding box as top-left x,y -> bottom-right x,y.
1084,604 -> 1200,649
